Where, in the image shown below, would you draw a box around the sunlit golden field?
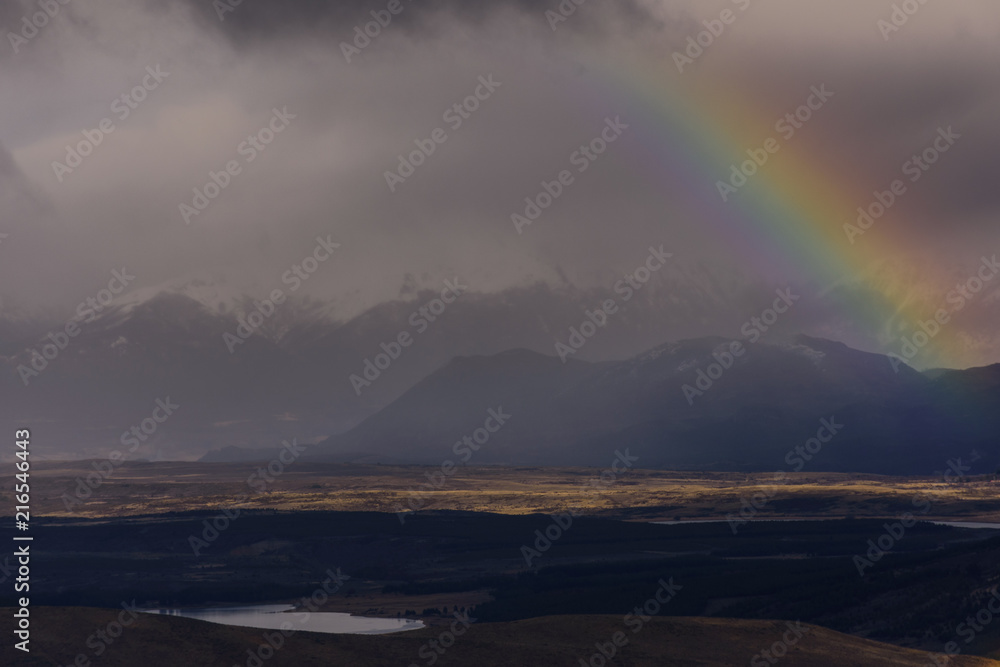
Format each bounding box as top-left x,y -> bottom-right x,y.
8,461 -> 999,521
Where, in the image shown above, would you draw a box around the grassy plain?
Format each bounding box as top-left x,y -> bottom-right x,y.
9,460 -> 1000,521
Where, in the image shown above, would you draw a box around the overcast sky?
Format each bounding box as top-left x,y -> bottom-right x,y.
1,0 -> 998,367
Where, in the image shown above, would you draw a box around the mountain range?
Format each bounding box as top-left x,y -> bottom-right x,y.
3,278 -> 997,474
308,336 -> 1000,474
0,268 -> 753,460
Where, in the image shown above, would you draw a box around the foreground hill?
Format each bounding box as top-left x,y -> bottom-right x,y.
4,609 -> 998,667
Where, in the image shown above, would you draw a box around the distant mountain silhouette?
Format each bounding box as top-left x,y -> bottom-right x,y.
1,268 -> 756,459
308,336 -> 999,474
4,277 -> 997,472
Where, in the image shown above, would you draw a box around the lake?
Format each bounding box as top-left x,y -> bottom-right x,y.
140,604 -> 425,635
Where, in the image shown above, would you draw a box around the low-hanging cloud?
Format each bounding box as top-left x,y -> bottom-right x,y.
1,0 -> 998,367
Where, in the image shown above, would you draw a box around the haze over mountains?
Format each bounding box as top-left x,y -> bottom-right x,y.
2,278 -> 996,474
311,336 -> 1000,475
0,266 -> 752,460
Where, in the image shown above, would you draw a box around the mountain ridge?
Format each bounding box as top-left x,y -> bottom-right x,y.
306,334 -> 999,474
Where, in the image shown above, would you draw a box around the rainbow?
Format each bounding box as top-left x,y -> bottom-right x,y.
567,54 -> 976,371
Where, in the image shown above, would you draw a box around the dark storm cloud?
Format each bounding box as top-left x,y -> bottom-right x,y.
0,0 -> 998,366
179,0 -> 656,44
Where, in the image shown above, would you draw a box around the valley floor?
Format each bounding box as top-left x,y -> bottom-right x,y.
13,460 -> 1000,521
6,462 -> 1000,666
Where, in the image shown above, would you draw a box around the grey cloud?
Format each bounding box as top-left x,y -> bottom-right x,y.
179,0 -> 656,44
0,0 -> 997,368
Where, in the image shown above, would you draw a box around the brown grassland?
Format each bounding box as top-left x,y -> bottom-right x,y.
11,460 -> 1000,521
3,608 -> 1000,667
